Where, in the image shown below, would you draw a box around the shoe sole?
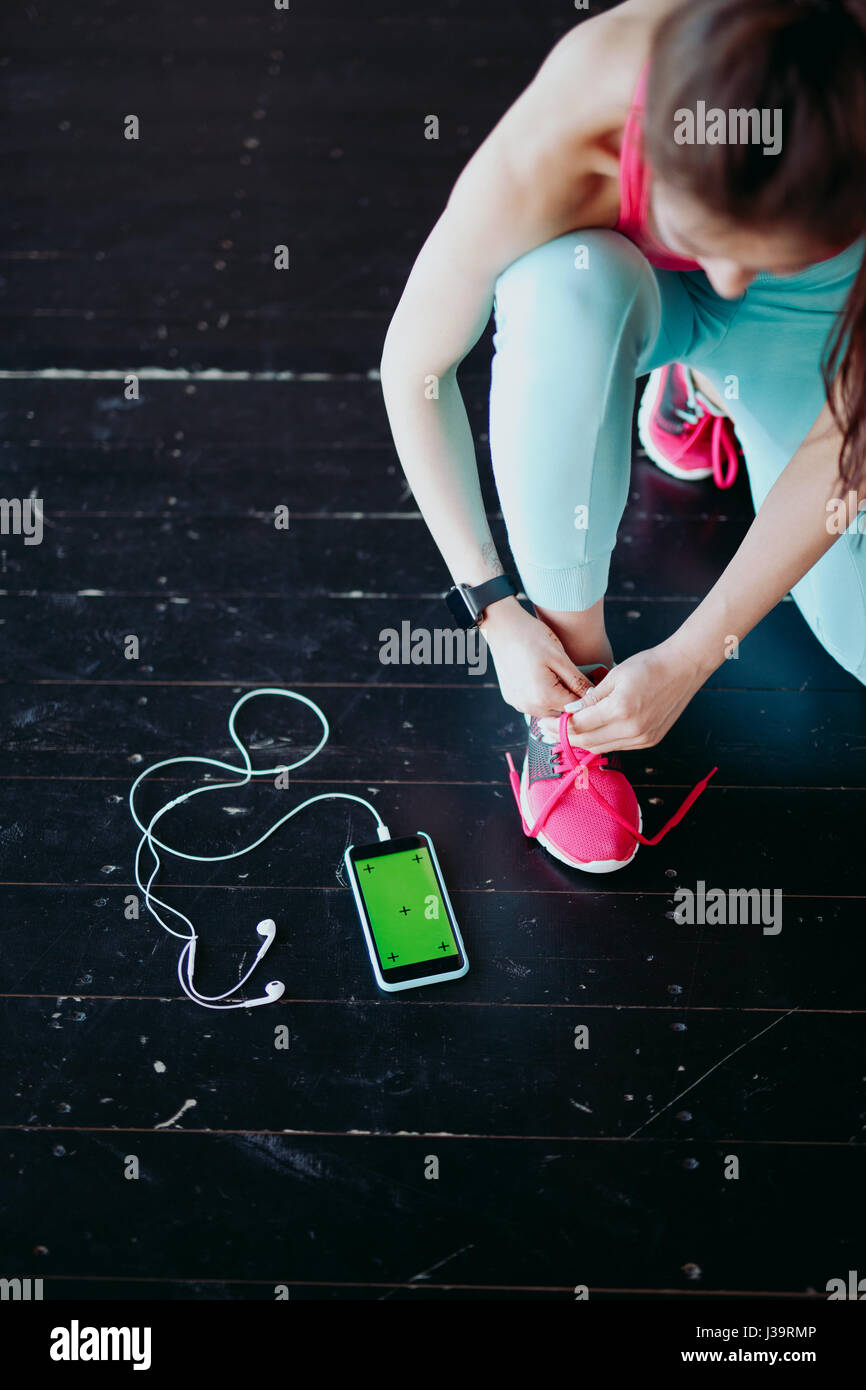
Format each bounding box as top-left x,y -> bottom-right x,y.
637,368 -> 713,481
518,754 -> 642,874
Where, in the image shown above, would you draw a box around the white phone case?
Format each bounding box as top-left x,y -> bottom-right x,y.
344,831 -> 469,991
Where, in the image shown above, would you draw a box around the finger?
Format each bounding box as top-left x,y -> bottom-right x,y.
572,723 -> 642,755
565,698 -> 621,737
563,667 -> 617,709
536,714 -> 563,741
551,662 -> 594,701
528,697 -> 577,722
550,714 -> 617,748
563,682 -> 611,720
586,666 -> 618,700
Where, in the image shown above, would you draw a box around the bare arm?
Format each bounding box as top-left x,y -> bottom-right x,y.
379,13 -> 630,598
676,401 -> 860,678
566,395 -> 865,751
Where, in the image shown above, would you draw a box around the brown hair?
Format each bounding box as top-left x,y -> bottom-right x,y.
644,0 -> 866,494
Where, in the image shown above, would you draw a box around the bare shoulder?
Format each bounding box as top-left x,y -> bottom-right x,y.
528,0 -> 684,124
450,1 -> 671,233
436,0 -> 686,273
478,0 -> 683,197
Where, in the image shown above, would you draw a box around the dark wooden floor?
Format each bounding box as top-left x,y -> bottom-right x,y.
2,0 -> 864,1302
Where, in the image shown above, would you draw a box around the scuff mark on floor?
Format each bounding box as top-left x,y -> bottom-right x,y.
154,1098 -> 197,1130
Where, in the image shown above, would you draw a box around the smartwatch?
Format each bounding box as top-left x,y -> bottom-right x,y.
444,573 -> 518,628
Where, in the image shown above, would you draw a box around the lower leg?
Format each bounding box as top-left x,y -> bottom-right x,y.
533,596 -> 614,670
489,230 -> 659,633
488,231 -> 659,742
533,596 -> 614,741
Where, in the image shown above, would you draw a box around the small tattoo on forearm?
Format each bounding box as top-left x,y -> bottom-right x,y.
481,540 -> 503,576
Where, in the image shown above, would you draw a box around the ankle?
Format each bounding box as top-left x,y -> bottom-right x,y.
533,601 -> 613,673
564,641 -> 615,672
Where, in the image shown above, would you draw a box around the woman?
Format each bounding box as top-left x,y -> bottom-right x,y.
380,0 -> 866,872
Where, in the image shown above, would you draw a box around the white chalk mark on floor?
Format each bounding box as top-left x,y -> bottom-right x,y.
154,1098 -> 198,1130
0,367 -> 381,382
409,1243 -> 475,1282
627,1008 -> 798,1140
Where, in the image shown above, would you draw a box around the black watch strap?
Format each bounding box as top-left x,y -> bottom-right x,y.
445,573 -> 518,627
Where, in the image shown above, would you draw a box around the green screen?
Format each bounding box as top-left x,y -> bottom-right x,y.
354,844 -> 458,970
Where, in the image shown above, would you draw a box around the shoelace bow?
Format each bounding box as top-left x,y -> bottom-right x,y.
505,710 -> 717,848
675,403 -> 739,489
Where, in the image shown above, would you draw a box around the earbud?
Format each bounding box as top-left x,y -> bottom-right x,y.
253,918 -> 277,966
242,980 -> 285,1008
256,918 -> 276,946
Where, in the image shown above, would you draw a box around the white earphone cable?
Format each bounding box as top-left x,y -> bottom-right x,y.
128,688 -> 389,1009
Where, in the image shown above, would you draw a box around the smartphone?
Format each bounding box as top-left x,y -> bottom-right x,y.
343,831 -> 469,992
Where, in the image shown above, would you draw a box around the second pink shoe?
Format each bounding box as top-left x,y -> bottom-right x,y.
637,363 -> 742,489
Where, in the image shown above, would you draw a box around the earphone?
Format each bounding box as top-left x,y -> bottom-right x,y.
128,688 -> 391,1010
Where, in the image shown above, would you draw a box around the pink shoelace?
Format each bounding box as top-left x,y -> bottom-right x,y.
505,709 -> 718,848
708,413 -> 739,490
672,406 -> 739,489
671,368 -> 740,489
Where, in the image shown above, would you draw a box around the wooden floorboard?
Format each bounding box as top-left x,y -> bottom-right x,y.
2,774 -> 865,893
2,681 -> 865,784
1,885 -> 860,1009
2,1132 -> 859,1297
2,592 -> 856,689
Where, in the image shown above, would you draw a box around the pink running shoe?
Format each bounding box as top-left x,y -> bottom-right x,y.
504,669 -> 718,874
637,363 -> 742,489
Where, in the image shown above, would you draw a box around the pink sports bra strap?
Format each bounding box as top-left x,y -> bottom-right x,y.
614,58 -> 703,273
616,59 -> 652,240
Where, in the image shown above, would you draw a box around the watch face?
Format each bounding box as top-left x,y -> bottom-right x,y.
444,586 -> 476,628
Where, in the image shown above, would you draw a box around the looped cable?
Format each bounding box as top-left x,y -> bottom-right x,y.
129,688 -> 387,1010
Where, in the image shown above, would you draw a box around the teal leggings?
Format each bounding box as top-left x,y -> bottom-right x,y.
488,229 -> 866,682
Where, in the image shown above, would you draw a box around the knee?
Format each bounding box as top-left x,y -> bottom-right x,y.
492,229 -> 657,354
494,229 -> 651,316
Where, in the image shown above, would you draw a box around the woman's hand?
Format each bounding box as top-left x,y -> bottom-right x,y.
563,640 -> 706,754
481,598 -> 594,718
